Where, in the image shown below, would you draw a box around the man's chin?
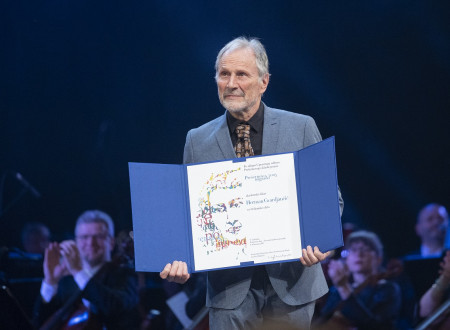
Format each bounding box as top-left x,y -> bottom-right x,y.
85,256 -> 105,267
221,100 -> 247,113
224,105 -> 246,113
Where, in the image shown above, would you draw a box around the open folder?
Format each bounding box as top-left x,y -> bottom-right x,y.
129,137 -> 342,273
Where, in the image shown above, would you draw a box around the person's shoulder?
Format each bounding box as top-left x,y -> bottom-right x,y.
265,106 -> 315,122
187,113 -> 226,137
196,115 -> 224,129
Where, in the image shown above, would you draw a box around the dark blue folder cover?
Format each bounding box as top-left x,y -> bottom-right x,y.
129,137 -> 342,273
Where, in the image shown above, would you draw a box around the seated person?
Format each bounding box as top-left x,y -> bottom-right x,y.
21,221 -> 51,255
404,203 -> 448,259
33,210 -> 140,329
418,250 -> 450,327
317,230 -> 401,329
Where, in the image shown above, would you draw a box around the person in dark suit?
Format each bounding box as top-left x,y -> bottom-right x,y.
160,37 -> 344,329
33,210 -> 140,330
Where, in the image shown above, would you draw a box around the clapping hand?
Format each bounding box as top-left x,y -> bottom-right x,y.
327,259 -> 350,287
59,240 -> 83,275
43,242 -> 69,285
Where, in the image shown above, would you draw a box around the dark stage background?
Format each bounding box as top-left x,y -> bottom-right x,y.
1,1 -> 449,259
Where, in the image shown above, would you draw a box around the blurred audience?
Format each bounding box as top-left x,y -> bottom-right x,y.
113,229 -> 135,268
18,205 -> 447,329
405,203 -> 448,259
397,203 -> 449,328
0,222 -> 50,325
21,222 -> 51,255
315,230 -> 401,329
32,210 -> 141,329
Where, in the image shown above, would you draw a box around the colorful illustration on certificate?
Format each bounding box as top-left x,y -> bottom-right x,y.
187,153 -> 302,271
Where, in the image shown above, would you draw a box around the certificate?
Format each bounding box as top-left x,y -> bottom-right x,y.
129,137 -> 342,273
187,154 -> 301,271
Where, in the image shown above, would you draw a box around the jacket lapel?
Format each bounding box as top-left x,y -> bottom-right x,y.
261,105 -> 280,155
214,112 -> 236,159
213,105 -> 280,159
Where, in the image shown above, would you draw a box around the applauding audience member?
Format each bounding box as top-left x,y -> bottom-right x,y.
33,210 -> 140,330
317,230 -> 401,329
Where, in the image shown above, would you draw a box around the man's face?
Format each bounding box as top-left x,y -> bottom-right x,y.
217,48 -> 269,118
75,222 -> 113,267
345,241 -> 381,275
416,205 -> 448,244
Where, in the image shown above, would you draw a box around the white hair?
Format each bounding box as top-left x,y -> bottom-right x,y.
75,210 -> 114,237
215,37 -> 270,81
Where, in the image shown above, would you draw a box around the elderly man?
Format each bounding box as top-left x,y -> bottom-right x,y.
33,210 -> 140,330
160,37 -> 343,329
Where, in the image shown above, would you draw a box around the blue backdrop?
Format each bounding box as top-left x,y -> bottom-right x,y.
1,1 -> 449,258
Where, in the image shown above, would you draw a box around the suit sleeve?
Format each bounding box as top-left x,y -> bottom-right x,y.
303,116 -> 323,147
82,267 -> 139,317
320,282 -> 401,329
32,277 -> 81,329
33,291 -> 66,328
340,282 -> 401,328
183,130 -> 194,164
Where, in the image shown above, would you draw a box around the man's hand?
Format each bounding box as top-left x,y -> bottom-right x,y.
160,261 -> 190,284
59,240 -> 83,275
300,245 -> 331,267
43,242 -> 69,285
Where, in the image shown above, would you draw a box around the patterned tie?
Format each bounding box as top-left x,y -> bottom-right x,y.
234,124 -> 254,158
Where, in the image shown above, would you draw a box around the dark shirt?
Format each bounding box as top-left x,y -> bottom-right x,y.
226,102 -> 264,156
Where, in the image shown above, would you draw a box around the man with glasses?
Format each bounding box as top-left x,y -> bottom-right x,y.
33,210 -> 140,329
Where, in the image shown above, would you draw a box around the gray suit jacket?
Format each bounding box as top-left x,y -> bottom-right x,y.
183,104 -> 343,309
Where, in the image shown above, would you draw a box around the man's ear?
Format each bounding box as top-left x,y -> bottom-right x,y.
260,73 -> 270,94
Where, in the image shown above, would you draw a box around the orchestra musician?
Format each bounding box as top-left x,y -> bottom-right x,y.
32,210 -> 141,330
316,230 -> 401,330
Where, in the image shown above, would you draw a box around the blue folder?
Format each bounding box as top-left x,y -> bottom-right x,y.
129,137 -> 342,273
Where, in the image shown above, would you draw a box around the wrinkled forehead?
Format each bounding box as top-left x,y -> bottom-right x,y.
219,48 -> 257,68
